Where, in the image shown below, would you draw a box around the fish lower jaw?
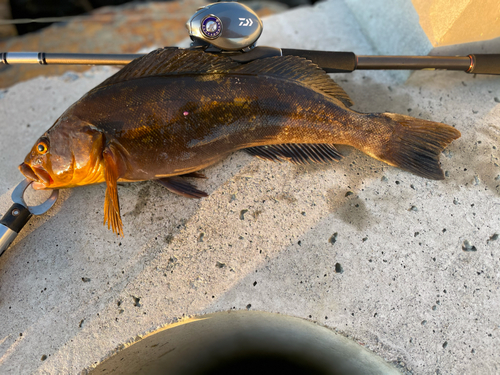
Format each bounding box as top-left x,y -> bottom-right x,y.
31,181 -> 49,190
19,162 -> 53,187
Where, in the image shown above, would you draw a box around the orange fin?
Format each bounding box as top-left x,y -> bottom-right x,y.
103,144 -> 124,236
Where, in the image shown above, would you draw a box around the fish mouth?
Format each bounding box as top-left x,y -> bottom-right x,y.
19,163 -> 53,188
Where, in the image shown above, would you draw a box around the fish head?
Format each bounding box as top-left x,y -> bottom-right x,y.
19,114 -> 104,190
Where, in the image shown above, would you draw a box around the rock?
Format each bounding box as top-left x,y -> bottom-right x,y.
0,0 -> 206,88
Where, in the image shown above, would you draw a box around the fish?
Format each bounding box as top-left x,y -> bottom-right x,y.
19,47 -> 461,236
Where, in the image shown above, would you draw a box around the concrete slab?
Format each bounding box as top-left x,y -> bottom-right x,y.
343,0 -> 432,56
0,1 -> 499,374
0,0 -> 206,89
344,0 -> 500,81
412,0 -> 500,47
345,0 -> 500,51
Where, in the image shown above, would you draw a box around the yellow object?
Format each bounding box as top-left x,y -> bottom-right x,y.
412,0 -> 500,46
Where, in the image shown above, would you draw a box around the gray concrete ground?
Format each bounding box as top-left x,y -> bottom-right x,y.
0,1 -> 499,374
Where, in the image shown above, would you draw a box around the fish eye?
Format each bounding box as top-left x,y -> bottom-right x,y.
37,141 -> 48,154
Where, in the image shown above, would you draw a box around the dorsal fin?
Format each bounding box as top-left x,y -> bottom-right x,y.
96,48 -> 354,107
96,47 -> 240,88
231,56 -> 354,107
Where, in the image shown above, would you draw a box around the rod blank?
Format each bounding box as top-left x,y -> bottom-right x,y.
356,55 -> 472,71
1,52 -> 142,65
44,53 -> 143,65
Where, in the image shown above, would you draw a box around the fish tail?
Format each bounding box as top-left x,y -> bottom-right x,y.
364,113 -> 461,180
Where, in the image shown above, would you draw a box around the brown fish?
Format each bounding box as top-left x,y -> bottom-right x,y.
19,48 -> 460,235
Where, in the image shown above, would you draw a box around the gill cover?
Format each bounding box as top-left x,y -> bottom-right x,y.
21,115 -> 104,188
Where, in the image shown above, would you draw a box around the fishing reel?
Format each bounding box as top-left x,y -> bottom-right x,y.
186,2 -> 263,52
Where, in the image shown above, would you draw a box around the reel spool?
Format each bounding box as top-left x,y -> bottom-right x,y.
186,2 -> 263,51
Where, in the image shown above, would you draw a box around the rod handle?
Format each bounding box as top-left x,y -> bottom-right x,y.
468,54 -> 500,75
281,49 -> 356,73
0,203 -> 32,257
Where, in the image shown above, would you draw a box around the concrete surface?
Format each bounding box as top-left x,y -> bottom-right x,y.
346,0 -> 500,52
344,0 -> 500,80
343,0 -> 432,56
412,0 -> 500,47
0,0 -> 499,374
0,0 -> 207,89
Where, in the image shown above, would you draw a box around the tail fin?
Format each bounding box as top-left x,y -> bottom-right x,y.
369,113 -> 461,180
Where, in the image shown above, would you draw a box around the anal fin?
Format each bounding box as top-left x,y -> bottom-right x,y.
245,143 -> 343,165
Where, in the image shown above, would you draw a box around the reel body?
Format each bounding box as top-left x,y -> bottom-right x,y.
186,2 -> 263,51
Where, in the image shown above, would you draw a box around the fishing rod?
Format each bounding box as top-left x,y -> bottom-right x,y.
1,2 -> 499,75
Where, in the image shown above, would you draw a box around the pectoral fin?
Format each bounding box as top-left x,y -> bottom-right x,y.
155,177 -> 208,199
103,144 -> 124,236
